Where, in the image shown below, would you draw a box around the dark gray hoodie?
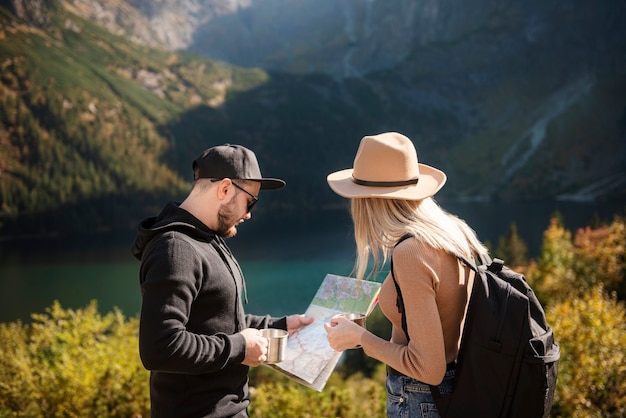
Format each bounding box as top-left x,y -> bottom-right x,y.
132,202 -> 286,418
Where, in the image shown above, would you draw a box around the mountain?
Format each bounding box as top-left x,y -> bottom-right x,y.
0,0 -> 273,237
57,1 -> 626,79
124,0 -> 626,202
0,0 -> 625,239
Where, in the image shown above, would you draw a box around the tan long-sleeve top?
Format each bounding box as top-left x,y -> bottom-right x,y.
361,236 -> 473,385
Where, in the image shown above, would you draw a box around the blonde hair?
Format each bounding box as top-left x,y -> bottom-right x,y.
350,197 -> 488,281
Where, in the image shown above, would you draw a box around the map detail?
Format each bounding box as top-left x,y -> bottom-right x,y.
313,275 -> 381,312
268,274 -> 381,391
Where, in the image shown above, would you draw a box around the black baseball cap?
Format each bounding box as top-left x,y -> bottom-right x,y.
192,144 -> 286,190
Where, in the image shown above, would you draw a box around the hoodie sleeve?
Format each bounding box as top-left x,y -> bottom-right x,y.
245,314 -> 288,331
138,233 -> 246,374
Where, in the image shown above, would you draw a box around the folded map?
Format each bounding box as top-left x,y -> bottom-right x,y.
265,273 -> 382,391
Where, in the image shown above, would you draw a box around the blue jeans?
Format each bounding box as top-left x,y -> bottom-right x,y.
386,368 -> 455,418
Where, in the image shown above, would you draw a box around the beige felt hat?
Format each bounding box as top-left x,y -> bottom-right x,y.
327,132 -> 447,200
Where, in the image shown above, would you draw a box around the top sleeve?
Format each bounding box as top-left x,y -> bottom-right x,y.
361,239 -> 448,385
245,314 -> 288,331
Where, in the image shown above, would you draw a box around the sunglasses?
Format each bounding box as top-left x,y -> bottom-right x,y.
231,182 -> 259,213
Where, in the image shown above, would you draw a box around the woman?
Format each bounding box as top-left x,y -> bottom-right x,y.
324,132 -> 489,417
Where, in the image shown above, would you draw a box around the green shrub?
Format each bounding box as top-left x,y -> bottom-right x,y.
0,301 -> 149,417
249,363 -> 387,418
529,217 -> 578,303
547,286 -> 626,417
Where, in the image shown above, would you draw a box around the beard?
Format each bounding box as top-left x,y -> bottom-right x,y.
216,198 -> 241,238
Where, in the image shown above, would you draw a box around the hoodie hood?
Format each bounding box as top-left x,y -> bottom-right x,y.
132,202 -> 215,261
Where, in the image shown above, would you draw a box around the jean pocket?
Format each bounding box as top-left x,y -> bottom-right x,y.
386,377 -> 405,417
386,392 -> 405,418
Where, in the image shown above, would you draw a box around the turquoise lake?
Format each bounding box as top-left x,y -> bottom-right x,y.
1,200 -> 623,323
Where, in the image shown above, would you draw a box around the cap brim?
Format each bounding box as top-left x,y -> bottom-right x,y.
327,164 -> 446,200
257,178 -> 286,190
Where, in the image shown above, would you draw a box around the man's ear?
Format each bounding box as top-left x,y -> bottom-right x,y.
215,178 -> 233,201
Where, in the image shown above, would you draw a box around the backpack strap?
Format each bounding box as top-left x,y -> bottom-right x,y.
391,233 -> 450,408
458,255 -> 479,272
390,233 -> 414,340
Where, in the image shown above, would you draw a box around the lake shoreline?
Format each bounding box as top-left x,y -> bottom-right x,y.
1,200 -> 624,324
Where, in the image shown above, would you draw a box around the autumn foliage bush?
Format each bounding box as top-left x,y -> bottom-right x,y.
529,214 -> 626,417
0,301 -> 150,417
0,214 -> 624,417
248,365 -> 387,418
547,286 -> 626,417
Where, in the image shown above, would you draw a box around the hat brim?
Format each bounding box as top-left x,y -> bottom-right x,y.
327,164 -> 446,200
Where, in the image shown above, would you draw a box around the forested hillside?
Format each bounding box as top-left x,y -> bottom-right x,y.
0,5 -> 272,237
1,1 -> 625,239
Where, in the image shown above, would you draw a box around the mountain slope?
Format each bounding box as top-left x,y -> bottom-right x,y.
52,0 -> 626,201
0,4 -> 272,237
0,1 -> 625,239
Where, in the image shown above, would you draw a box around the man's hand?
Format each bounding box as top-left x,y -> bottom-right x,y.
240,328 -> 268,366
286,314 -> 314,336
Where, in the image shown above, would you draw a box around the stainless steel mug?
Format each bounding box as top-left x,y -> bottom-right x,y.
261,328 -> 288,364
339,313 -> 366,328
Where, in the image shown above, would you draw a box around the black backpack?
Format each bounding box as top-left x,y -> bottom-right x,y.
391,236 -> 560,417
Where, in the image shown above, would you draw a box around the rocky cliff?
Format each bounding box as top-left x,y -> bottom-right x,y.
3,0 -> 625,210
51,0 -> 626,81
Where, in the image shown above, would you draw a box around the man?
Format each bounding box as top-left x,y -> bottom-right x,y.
132,144 -> 313,417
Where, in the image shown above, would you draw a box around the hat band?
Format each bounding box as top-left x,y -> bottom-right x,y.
352,176 -> 419,187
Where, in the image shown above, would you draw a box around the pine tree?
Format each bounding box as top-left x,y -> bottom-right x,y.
495,222 -> 528,267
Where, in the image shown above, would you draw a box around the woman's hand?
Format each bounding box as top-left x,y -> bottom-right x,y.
324,315 -> 367,351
